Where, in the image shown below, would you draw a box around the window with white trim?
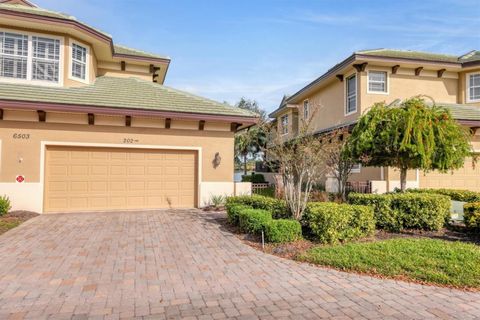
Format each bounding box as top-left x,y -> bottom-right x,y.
346,74 -> 357,114
71,43 -> 87,80
281,114 -> 289,134
0,32 -> 28,79
351,163 -> 361,173
303,100 -> 309,119
32,36 -> 60,82
368,71 -> 387,93
468,73 -> 480,102
0,30 -> 62,84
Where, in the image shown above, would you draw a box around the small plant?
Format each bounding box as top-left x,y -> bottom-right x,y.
0,195 -> 11,216
225,203 -> 251,225
464,202 -> 480,229
210,194 -> 226,209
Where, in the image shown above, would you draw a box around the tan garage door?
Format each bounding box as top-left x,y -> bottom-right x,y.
420,157 -> 480,191
44,146 -> 197,213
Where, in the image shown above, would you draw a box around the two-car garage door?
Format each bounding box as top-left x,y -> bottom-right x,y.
44,146 -> 197,213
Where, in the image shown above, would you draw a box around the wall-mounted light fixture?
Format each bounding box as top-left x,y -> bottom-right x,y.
212,152 -> 221,168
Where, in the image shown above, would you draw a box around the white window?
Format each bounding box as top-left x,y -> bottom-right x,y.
346,74 -> 357,115
0,29 -> 62,85
467,73 -> 480,102
368,71 -> 388,93
0,32 -> 28,79
32,36 -> 60,82
71,43 -> 87,80
351,163 -> 361,173
281,114 -> 289,135
303,100 -> 309,119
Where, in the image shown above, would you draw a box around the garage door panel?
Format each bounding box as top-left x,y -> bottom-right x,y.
44,146 -> 197,212
420,157 -> 480,191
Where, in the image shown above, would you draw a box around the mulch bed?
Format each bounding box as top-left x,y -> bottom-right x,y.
210,212 -> 480,260
0,211 -> 39,235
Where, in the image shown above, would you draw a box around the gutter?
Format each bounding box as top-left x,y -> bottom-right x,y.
0,100 -> 258,124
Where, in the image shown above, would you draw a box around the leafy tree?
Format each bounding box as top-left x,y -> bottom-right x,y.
265,120 -> 337,220
347,98 -> 472,192
236,97 -> 267,123
324,129 -> 355,201
234,98 -> 267,175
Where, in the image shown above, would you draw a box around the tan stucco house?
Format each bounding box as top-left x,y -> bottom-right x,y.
0,0 -> 257,213
269,48 -> 480,192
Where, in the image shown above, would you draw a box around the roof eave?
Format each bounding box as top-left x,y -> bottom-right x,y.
0,99 -> 258,124
287,53 -> 468,105
0,9 -> 171,65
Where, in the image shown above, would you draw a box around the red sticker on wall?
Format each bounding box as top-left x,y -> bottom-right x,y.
16,175 -> 25,183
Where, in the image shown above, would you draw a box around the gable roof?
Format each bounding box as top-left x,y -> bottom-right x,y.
277,48 -> 480,112
0,77 -> 257,120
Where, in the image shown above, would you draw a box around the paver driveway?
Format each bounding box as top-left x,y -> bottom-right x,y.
0,210 -> 479,320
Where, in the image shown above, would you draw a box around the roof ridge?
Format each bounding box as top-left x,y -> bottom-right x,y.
357,48 -> 459,58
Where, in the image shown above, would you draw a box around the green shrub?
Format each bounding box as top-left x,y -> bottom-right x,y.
302,202 -> 375,244
226,195 -> 290,219
0,195 -> 11,216
225,203 -> 252,225
238,209 -> 272,234
407,188 -> 480,203
348,193 -> 450,231
464,202 -> 480,229
241,173 -> 266,183
265,219 -> 302,243
348,193 -> 397,230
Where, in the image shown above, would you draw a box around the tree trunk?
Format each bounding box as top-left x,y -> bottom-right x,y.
400,167 -> 407,192
243,153 -> 248,176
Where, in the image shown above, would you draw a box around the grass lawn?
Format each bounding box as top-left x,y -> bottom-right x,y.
298,238 -> 480,289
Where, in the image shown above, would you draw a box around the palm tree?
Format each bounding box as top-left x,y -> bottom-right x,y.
235,126 -> 267,176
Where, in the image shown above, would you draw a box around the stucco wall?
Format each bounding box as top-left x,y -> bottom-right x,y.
0,111 -> 236,211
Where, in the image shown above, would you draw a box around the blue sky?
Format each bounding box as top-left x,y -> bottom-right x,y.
35,0 -> 480,112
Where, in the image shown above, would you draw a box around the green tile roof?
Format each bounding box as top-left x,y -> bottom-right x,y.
356,49 -> 460,63
0,3 -> 111,37
439,103 -> 480,121
0,3 -> 170,60
459,50 -> 480,63
113,45 -> 170,60
0,76 -> 256,118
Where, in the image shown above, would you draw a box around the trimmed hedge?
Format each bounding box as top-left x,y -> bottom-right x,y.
225,203 -> 252,225
226,195 -> 290,219
265,219 -> 302,243
238,208 -> 272,234
464,202 -> 480,229
0,195 -> 11,216
348,193 -> 450,231
302,202 -> 375,244
407,188 -> 480,203
241,173 -> 266,183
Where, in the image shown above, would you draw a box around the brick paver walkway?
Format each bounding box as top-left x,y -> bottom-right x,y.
0,210 -> 478,319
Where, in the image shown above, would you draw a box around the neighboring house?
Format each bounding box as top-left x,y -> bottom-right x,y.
269,48 -> 480,192
0,0 -> 257,213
